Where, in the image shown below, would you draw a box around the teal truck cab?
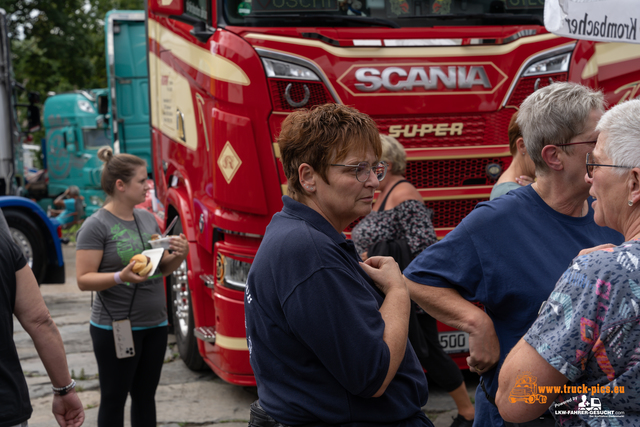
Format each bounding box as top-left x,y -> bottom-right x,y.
105,10 -> 151,173
42,89 -> 111,216
20,9 -> 151,281
41,10 -> 152,215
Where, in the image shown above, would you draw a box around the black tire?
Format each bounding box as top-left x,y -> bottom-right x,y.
170,220 -> 207,371
4,210 -> 46,284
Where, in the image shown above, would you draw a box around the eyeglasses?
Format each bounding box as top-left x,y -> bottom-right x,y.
556,140 -> 598,147
330,161 -> 387,182
586,152 -> 634,178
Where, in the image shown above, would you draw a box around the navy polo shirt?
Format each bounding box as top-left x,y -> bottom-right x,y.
245,196 -> 431,427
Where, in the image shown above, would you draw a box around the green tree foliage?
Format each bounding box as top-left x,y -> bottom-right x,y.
2,0 -> 143,100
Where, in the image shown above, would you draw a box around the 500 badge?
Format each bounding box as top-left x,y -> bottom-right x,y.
338,62 -> 507,96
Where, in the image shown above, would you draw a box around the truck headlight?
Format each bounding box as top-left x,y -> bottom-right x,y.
219,254 -> 252,291
523,52 -> 571,77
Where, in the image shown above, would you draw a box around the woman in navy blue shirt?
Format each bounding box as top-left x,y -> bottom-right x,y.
245,104 -> 433,427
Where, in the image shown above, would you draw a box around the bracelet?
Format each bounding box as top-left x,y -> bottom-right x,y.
52,379 -> 76,396
114,271 -> 124,284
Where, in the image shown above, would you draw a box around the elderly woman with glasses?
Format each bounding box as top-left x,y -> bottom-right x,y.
244,104 -> 434,427
497,99 -> 640,424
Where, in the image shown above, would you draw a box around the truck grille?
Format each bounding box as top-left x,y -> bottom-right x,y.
507,73 -> 568,107
425,198 -> 486,229
369,110 -> 515,234
406,157 -> 508,189
376,108 -> 514,148
269,80 -> 334,112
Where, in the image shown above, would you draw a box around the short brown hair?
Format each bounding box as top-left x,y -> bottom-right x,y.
97,146 -> 147,196
278,104 -> 381,201
508,111 -> 522,156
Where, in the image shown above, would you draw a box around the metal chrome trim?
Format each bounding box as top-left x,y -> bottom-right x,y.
255,48 -> 341,104
200,274 -> 215,289
354,39 -> 383,46
194,326 -> 216,343
384,39 -> 462,46
501,42 -> 576,107
216,227 -> 262,239
502,29 -> 537,44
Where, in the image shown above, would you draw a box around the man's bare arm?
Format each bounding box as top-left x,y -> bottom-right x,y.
405,278 -> 499,373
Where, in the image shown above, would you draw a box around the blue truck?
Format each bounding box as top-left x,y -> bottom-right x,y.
0,9 -> 64,284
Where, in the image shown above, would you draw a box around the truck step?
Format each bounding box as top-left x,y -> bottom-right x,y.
194,326 -> 216,343
200,274 -> 215,289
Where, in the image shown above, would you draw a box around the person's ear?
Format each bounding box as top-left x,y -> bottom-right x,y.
515,137 -> 527,156
115,179 -> 126,192
628,168 -> 640,206
298,163 -> 316,193
540,145 -> 563,171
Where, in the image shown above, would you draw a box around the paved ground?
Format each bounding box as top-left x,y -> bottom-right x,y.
16,244 -> 478,426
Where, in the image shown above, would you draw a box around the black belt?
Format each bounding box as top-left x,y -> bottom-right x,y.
480,379 -> 555,427
480,377 -> 497,406
249,400 -> 328,427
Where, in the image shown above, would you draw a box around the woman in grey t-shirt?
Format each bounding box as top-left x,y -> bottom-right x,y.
76,147 -> 189,427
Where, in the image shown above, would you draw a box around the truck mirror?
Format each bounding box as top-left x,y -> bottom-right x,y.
149,0 -> 183,16
28,91 -> 41,104
27,105 -> 41,132
98,95 -> 109,115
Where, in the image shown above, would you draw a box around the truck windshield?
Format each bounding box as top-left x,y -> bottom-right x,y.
223,0 -> 545,28
83,128 -> 112,149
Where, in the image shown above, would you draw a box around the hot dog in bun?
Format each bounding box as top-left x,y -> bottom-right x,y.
131,254 -> 153,276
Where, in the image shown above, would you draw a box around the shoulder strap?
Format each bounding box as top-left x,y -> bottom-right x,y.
378,179 -> 410,212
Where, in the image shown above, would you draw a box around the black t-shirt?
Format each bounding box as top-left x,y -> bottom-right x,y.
0,223 -> 30,426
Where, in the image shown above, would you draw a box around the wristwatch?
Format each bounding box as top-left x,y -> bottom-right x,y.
52,379 -> 76,396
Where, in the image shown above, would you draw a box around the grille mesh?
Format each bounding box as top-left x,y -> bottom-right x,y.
405,157 -> 507,189
425,199 -> 486,229
376,109 -> 515,148
507,73 -> 568,107
269,80 -> 333,112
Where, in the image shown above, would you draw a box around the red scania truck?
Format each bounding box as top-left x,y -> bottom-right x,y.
146,0 -> 640,385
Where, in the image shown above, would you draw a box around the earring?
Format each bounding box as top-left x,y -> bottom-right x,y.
629,200 -> 634,207
522,152 -> 525,156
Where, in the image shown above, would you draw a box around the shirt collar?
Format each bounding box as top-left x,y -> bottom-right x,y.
281,196 -> 352,249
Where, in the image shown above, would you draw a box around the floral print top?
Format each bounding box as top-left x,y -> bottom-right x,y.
352,199 -> 437,259
525,240 -> 640,425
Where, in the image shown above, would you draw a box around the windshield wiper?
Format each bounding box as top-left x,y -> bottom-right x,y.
398,13 -> 543,25
244,13 -> 401,28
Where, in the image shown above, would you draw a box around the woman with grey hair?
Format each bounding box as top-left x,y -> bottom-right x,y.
497,99 -> 640,424
352,134 -> 437,260
352,135 -> 475,427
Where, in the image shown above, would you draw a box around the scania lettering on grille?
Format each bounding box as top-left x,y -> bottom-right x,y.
355,66 -> 490,92
337,62 -> 506,96
389,123 -> 463,138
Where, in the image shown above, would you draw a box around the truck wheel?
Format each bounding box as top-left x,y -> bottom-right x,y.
4,211 -> 46,283
170,222 -> 207,371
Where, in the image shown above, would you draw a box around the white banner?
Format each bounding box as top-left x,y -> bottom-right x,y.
544,0 -> 640,44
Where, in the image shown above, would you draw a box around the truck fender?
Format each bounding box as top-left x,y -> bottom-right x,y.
0,196 -> 65,283
164,186 -> 196,241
